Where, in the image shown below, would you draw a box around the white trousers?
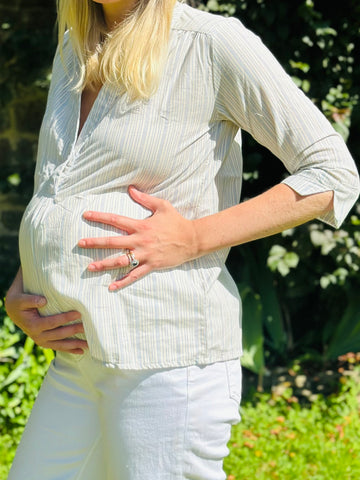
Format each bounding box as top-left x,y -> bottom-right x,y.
8,351 -> 241,480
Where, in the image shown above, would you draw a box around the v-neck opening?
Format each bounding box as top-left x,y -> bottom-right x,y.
76,84 -> 104,141
71,2 -> 183,148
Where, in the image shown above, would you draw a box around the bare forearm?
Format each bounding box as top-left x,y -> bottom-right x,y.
192,183 -> 334,256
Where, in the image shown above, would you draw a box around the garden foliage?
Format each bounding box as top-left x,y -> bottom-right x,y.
0,0 -> 359,477
0,302 -> 53,477
225,364 -> 360,479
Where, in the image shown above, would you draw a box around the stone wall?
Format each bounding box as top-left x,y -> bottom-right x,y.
0,0 -> 56,295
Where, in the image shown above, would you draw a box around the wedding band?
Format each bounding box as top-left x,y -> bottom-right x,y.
126,250 -> 139,268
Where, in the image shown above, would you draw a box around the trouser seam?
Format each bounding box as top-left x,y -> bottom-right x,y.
74,434 -> 103,480
181,366 -> 191,479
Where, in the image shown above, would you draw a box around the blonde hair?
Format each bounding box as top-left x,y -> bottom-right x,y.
56,0 -> 177,100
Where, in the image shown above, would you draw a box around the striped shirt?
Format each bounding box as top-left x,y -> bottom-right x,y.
19,2 -> 360,368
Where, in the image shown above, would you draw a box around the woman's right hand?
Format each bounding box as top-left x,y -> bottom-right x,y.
5,268 -> 88,354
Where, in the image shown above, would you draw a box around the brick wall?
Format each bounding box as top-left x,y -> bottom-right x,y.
0,0 -> 56,295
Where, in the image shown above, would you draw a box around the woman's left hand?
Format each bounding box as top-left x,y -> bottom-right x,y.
78,186 -> 199,290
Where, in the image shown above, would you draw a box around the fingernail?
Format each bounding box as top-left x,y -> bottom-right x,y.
88,264 -> 96,271
83,211 -> 92,218
78,240 -> 86,247
109,284 -> 118,291
37,297 -> 46,306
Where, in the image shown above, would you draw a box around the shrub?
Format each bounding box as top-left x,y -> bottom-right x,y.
0,302 -> 51,478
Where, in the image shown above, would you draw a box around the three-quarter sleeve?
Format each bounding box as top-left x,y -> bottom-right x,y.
211,16 -> 360,228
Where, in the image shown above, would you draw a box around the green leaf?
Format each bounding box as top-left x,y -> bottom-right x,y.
289,60 -> 310,73
284,252 -> 299,268
277,261 -> 290,276
0,363 -> 25,390
43,349 -> 55,364
332,120 -> 350,142
324,297 -> 360,360
316,27 -> 337,37
6,173 -> 21,186
267,245 -> 299,276
237,243 -> 286,353
0,347 -> 17,359
23,337 -> 35,356
301,79 -> 311,93
238,284 -> 265,375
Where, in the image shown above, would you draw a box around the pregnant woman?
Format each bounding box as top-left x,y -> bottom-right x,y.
5,0 -> 359,479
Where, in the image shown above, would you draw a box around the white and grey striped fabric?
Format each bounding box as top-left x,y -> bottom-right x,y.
19,2 -> 359,368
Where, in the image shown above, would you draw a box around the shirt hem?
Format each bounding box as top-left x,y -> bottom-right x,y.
91,349 -> 243,370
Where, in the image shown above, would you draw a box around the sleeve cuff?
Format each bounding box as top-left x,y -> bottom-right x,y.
281,173 -> 359,229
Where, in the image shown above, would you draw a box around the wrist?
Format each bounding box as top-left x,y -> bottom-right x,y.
190,217 -> 213,258
8,267 -> 23,294
190,208 -> 241,258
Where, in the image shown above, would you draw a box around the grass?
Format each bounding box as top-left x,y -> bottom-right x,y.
224,364 -> 360,480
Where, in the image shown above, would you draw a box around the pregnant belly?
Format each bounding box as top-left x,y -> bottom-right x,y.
18,192 -> 218,361
19,192 -> 150,313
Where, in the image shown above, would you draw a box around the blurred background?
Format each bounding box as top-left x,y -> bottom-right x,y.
0,0 -> 359,477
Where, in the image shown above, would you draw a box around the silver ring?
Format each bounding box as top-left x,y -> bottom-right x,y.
126,250 -> 139,268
